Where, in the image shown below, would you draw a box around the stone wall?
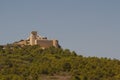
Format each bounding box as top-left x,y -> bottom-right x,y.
13,31 -> 60,48
36,40 -> 54,48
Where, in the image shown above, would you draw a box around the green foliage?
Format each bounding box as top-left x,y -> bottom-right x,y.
0,45 -> 120,80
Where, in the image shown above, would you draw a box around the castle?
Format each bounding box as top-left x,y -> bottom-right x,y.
14,31 -> 60,48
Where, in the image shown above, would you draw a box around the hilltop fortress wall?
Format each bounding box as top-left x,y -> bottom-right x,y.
14,31 -> 60,48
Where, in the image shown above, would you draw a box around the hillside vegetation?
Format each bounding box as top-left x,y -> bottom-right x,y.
0,45 -> 120,80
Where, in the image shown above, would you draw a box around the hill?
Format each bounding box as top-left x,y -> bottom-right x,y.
0,45 -> 120,80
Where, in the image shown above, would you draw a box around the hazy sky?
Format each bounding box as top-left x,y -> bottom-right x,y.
0,0 -> 120,59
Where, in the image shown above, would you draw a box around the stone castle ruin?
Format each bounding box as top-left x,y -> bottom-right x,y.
14,31 -> 60,48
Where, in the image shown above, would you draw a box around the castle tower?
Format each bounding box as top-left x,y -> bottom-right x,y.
53,40 -> 59,48
30,31 -> 37,45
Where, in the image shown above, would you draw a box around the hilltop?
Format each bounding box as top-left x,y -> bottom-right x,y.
0,45 -> 120,80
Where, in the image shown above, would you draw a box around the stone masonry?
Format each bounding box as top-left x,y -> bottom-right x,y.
14,31 -> 60,48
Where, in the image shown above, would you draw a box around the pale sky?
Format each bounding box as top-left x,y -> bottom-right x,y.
0,0 -> 120,59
